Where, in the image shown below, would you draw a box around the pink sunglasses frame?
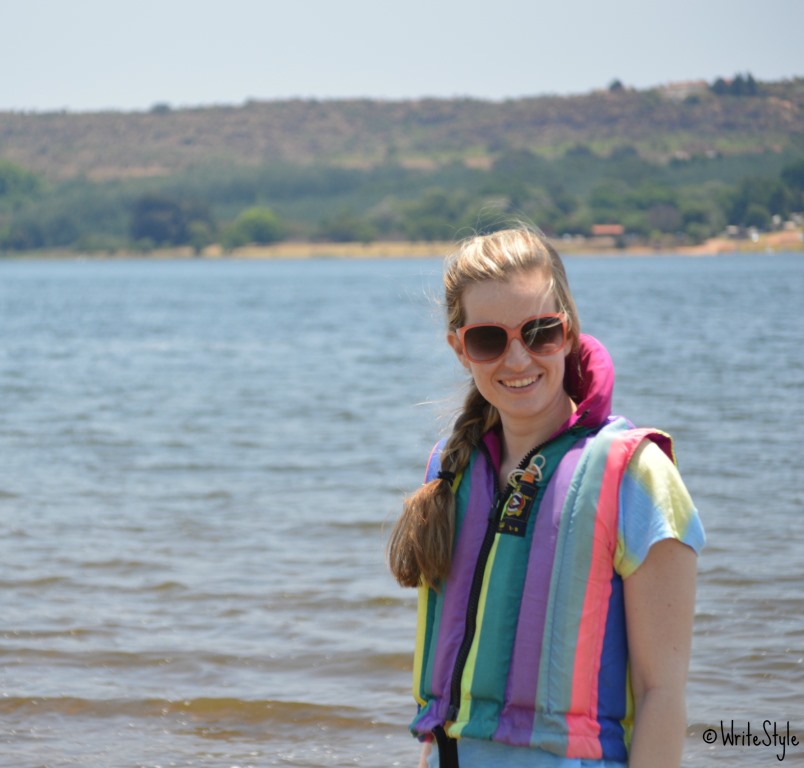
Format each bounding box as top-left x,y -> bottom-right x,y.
456,313 -> 568,363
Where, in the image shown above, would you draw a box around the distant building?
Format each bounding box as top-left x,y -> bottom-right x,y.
591,224 -> 625,237
657,81 -> 709,101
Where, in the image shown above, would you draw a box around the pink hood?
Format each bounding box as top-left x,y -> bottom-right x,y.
561,333 -> 615,433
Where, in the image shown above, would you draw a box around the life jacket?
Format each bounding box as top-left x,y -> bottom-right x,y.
410,416 -> 676,762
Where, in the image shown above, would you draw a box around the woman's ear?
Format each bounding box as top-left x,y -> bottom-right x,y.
447,331 -> 471,371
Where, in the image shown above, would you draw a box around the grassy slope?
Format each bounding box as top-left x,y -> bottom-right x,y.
1,81 -> 802,181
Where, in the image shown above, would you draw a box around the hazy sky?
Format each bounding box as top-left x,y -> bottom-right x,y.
2,0 -> 802,113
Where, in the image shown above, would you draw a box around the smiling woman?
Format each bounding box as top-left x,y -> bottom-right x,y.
447,273 -> 576,477
386,227 -> 705,768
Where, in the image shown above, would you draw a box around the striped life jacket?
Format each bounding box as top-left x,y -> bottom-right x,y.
410,416 -> 675,762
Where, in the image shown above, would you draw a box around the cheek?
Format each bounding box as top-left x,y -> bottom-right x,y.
469,363 -> 498,394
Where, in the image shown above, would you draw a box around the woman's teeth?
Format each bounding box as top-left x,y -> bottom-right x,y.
504,377 -> 537,389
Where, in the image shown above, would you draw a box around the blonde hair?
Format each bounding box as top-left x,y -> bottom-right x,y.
387,227 -> 580,588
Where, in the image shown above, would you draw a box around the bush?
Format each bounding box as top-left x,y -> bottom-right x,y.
0,160 -> 43,202
315,209 -> 377,243
221,207 -> 285,249
129,194 -> 215,247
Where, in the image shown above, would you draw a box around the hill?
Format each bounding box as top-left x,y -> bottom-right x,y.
1,78 -> 802,253
1,79 -> 802,181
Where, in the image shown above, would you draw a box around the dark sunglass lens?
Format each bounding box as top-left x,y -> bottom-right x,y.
465,326 -> 507,360
522,317 -> 564,353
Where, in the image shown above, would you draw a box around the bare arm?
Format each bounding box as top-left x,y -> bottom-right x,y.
624,539 -> 698,768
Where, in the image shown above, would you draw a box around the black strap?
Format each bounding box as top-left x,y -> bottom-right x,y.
433,726 -> 459,768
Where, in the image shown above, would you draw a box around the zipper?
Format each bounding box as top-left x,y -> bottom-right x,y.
443,412 -> 597,724
445,436 -> 550,722
446,485 -> 505,721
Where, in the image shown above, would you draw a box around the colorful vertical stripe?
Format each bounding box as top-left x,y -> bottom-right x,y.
410,417 -> 704,762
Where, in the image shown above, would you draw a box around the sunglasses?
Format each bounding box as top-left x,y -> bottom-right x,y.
456,313 -> 567,363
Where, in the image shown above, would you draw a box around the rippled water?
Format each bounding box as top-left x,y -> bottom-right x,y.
0,253 -> 802,767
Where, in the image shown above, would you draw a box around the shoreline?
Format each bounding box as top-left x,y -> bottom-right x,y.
2,230 -> 802,261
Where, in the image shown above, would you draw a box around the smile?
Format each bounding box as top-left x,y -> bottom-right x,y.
502,376 -> 539,389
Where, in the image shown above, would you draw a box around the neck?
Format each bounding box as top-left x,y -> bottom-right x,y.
498,394 -> 577,480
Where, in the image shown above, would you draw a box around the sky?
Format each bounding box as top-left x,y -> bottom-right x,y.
2,0 -> 802,113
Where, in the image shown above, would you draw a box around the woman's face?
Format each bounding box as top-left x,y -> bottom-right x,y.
448,269 -> 573,446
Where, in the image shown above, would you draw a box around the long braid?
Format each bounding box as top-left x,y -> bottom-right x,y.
387,384 -> 498,588
439,383 -> 500,480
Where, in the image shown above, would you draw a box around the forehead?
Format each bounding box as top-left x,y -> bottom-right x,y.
461,271 -> 556,325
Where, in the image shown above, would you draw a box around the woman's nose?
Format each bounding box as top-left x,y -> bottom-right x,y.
504,338 -> 532,368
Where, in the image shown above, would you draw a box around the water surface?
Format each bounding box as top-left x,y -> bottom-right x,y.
1,252 -> 802,766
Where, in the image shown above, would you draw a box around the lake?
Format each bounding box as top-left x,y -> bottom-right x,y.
0,251 -> 802,767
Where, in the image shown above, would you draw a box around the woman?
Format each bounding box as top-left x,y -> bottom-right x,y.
388,228 -> 704,768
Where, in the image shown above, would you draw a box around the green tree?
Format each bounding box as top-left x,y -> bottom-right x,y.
401,188 -> 469,241
731,73 -> 759,96
711,77 -> 729,96
563,144 -> 596,159
546,181 -> 577,216
587,181 -> 629,221
780,159 -> 804,211
0,160 -> 43,203
727,176 -> 792,226
0,209 -> 80,250
744,203 -> 771,230
711,72 -> 760,97
554,208 -> 595,236
187,220 -> 215,254
235,206 -> 284,243
130,194 -> 214,247
1,219 -> 45,250
222,206 -> 285,248
315,209 -> 377,243
647,204 -> 682,233
780,159 -> 804,192
679,199 -> 720,241
406,215 -> 457,241
130,194 -> 184,245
